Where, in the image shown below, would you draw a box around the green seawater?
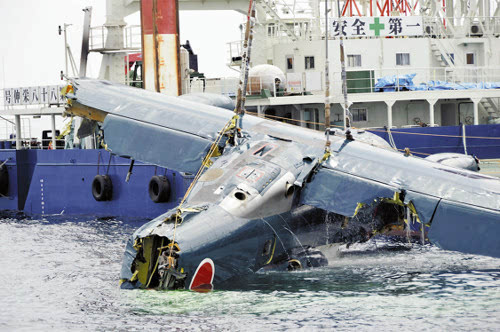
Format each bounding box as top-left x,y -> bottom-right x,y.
0,217 -> 499,331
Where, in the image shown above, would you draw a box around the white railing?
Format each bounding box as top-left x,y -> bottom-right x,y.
124,25 -> 142,49
189,77 -> 240,97
185,71 -> 325,97
0,117 -> 31,148
331,66 -> 500,94
0,118 -> 15,141
0,138 -> 66,150
423,16 -> 500,38
188,66 -> 500,97
227,41 -> 243,66
89,25 -> 141,51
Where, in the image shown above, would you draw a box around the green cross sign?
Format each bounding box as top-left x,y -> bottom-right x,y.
369,18 -> 385,36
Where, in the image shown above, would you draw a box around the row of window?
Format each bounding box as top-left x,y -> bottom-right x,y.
303,108 -> 368,125
349,53 -> 410,66
287,56 -> 316,70
286,52 -> 476,70
288,54 -> 409,69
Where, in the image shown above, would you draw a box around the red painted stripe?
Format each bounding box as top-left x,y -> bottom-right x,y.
157,0 -> 178,35
141,0 -> 178,35
141,0 -> 154,35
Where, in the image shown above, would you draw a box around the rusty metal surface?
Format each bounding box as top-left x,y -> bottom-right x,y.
141,0 -> 181,95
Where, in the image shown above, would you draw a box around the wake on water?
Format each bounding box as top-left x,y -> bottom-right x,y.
0,216 -> 499,331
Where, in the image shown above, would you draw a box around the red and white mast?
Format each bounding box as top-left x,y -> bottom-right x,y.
141,0 -> 181,95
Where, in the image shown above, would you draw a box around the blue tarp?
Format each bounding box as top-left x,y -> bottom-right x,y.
374,73 -> 416,92
374,74 -> 500,92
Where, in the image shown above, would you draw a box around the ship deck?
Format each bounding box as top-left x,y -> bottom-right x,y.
480,159 -> 500,178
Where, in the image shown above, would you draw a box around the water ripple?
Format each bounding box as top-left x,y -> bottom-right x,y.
0,217 -> 499,331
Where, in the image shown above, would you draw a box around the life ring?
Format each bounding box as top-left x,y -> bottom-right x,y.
0,164 -> 8,196
148,175 -> 171,203
92,174 -> 112,201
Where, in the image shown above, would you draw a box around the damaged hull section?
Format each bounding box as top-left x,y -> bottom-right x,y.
120,202 -> 409,290
63,79 -> 500,291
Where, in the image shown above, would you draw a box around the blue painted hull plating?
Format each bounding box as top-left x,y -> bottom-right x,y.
0,149 -> 192,218
368,124 -> 500,159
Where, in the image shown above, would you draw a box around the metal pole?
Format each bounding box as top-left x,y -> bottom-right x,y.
324,0 -> 331,148
472,98 -> 479,125
15,115 -> 21,150
51,114 -> 57,150
64,24 -> 69,76
462,123 -> 468,155
79,7 -> 92,77
234,0 -> 256,119
336,0 -> 350,132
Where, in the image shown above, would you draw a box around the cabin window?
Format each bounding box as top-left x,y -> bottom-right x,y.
466,53 -> 475,65
396,53 -> 410,66
305,56 -> 315,69
352,108 -> 367,122
267,23 -> 276,37
347,54 -> 362,67
304,108 -> 320,130
286,55 -> 294,71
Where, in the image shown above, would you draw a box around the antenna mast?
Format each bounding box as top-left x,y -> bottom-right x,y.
336,0 -> 351,133
324,0 -> 331,150
234,0 -> 256,121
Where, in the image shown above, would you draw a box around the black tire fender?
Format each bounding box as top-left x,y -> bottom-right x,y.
0,164 -> 8,196
148,175 -> 171,203
92,174 -> 113,201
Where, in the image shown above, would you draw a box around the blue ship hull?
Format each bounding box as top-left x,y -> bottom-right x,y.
368,124 -> 500,159
0,149 -> 192,218
1,124 -> 498,218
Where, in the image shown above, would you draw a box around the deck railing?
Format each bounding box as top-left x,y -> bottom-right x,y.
0,138 -> 66,150
333,66 -> 500,94
183,66 -> 500,97
89,25 -> 141,52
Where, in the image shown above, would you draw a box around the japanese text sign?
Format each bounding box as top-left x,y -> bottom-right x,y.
331,16 -> 423,37
3,85 -> 66,106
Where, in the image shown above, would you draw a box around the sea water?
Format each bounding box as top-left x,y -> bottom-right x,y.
0,216 -> 499,331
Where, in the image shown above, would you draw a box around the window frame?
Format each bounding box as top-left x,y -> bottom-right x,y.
396,53 -> 410,66
286,55 -> 294,72
305,56 -> 315,70
351,108 -> 368,122
466,52 -> 475,65
347,54 -> 362,67
267,23 -> 276,37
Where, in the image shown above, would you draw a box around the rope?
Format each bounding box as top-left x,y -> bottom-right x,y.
386,127 -> 398,150
163,108 -> 492,263
245,110 -> 500,140
246,110 -> 346,129
245,110 -> 436,156
166,115 -> 236,260
462,124 -> 468,155
142,115 -> 235,287
365,127 -> 500,140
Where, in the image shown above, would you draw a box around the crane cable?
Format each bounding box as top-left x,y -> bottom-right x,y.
159,0 -> 257,282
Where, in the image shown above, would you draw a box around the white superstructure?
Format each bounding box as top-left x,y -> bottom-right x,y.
78,0 -> 500,129
220,0 -> 500,130
5,0 -> 500,149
